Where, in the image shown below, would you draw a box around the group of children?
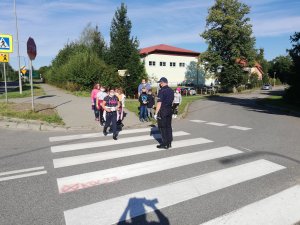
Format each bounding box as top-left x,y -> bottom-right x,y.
138,87 -> 182,121
91,83 -> 183,139
91,84 -> 125,129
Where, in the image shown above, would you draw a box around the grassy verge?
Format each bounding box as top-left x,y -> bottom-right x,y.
257,95 -> 300,113
0,84 -> 45,99
126,95 -> 204,117
69,90 -> 90,97
0,102 -> 64,125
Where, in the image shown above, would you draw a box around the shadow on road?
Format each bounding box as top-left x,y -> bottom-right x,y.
219,150 -> 300,165
35,95 -> 56,99
117,197 -> 170,225
205,95 -> 300,118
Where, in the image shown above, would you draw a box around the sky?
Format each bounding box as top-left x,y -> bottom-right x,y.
1,0 -> 300,70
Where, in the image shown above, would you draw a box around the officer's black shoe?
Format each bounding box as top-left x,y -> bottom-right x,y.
103,128 -> 108,136
113,134 -> 118,140
156,144 -> 168,149
167,143 -> 172,148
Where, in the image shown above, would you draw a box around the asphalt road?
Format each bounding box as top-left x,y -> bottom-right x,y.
1,87 -> 300,225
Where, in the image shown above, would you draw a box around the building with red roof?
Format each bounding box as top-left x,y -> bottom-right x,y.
140,44 -> 208,86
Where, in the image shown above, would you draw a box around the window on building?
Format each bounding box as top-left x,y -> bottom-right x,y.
160,62 -> 166,66
170,62 -> 176,67
149,61 -> 156,66
179,63 -> 185,67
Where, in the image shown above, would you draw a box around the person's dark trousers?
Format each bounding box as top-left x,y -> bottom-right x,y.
158,114 -> 173,146
172,103 -> 179,115
104,112 -> 117,135
140,105 -> 147,120
93,99 -> 99,119
99,108 -> 105,124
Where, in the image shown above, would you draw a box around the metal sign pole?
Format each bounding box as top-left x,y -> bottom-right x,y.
3,62 -> 8,103
29,59 -> 34,111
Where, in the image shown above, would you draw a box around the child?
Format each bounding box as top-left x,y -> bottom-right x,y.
117,88 -> 126,129
138,87 -> 148,122
147,89 -> 155,119
91,83 -> 100,121
172,88 -> 182,118
102,88 -> 120,140
96,86 -> 108,126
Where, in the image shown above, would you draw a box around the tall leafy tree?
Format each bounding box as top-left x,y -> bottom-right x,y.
268,55 -> 293,83
201,0 -> 256,90
108,3 -> 146,95
255,48 -> 270,84
286,32 -> 300,104
79,23 -> 106,59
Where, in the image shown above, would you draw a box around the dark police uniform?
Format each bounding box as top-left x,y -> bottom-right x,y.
157,85 -> 174,148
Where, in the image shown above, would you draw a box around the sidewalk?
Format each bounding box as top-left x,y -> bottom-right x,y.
0,84 -> 149,131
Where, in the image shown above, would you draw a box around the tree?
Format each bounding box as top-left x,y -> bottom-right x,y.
286,32 -> 300,105
201,0 -> 256,90
79,23 -> 106,59
107,3 -> 146,96
268,55 -> 293,84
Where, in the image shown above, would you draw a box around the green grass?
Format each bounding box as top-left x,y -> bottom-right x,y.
69,90 -> 90,97
125,95 -> 204,117
0,102 -> 64,125
0,84 -> 45,99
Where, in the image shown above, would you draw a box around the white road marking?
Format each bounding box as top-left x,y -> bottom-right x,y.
228,126 -> 252,131
57,146 -> 243,193
0,166 -> 45,177
0,171 -> 47,182
49,128 -> 157,142
51,131 -> 189,153
200,185 -> 300,225
53,137 -> 213,168
206,122 -> 227,126
63,160 -> 285,225
190,120 -> 207,123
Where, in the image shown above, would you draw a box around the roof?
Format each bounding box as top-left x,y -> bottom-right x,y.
236,58 -> 264,75
140,44 -> 200,57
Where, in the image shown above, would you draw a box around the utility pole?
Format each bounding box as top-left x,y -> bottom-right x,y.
14,0 -> 22,94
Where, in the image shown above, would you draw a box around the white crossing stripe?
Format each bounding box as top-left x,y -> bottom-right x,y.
0,171 -> 47,182
206,122 -> 227,126
53,137 -> 213,168
51,131 -> 189,153
228,126 -> 252,131
0,166 -> 45,177
200,185 -> 300,225
57,146 -> 243,193
190,120 -> 206,123
63,160 -> 285,225
49,128 -> 156,142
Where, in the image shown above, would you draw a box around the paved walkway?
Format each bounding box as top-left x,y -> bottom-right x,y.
1,84 -> 147,130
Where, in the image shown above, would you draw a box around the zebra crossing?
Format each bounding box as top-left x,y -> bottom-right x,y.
49,127 -> 300,225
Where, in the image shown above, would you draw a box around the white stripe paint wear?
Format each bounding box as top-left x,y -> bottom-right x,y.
53,137 -> 213,168
63,160 -> 285,225
0,171 -> 47,182
228,126 -> 252,131
200,185 -> 300,225
206,122 -> 227,126
49,128 -> 156,142
0,166 -> 45,177
57,147 -> 243,194
51,131 -> 189,153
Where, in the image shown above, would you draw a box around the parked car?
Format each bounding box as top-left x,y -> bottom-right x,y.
262,84 -> 272,90
181,87 -> 196,95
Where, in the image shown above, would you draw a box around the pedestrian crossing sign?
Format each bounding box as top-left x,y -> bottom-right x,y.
0,53 -> 9,62
0,34 -> 13,53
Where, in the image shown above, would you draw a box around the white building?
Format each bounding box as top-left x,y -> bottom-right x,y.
140,44 -> 204,87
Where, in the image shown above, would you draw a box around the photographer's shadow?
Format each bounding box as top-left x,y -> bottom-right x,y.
117,197 -> 170,225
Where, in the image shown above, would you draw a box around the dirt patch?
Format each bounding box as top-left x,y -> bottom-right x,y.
9,103 -> 58,116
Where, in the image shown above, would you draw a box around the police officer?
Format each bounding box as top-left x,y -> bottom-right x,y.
154,77 -> 174,149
